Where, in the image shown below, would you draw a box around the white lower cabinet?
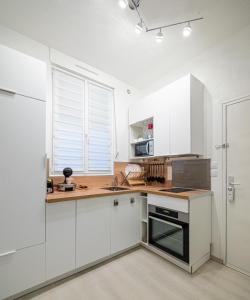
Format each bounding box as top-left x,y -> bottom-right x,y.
111,194 -> 139,254
0,243 -> 45,300
45,195 -> 140,284
76,197 -> 111,268
46,201 -> 76,280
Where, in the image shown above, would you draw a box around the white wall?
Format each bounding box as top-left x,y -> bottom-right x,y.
0,24 -> 140,164
142,24 -> 250,259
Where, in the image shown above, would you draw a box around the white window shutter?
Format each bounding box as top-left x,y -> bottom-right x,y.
87,83 -> 113,173
53,70 -> 84,173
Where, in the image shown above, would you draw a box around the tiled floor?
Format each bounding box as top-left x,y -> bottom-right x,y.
20,248 -> 250,300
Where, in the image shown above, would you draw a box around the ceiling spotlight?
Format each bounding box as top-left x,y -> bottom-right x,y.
183,22 -> 192,37
118,0 -> 128,9
135,21 -> 143,34
155,29 -> 164,43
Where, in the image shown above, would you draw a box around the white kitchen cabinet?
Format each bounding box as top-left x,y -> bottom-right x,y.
0,243 -> 45,300
76,197 -> 111,268
0,44 -> 47,101
169,75 -> 204,155
0,92 -> 46,254
46,201 -> 76,280
111,194 -> 139,254
151,88 -> 171,156
129,74 -> 204,157
129,96 -> 155,125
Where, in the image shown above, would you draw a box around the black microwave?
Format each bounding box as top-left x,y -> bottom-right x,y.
135,140 -> 154,157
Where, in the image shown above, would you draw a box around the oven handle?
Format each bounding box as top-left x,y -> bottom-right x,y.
149,216 -> 183,229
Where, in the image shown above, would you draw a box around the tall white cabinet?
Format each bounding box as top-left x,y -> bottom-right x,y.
0,44 -> 47,299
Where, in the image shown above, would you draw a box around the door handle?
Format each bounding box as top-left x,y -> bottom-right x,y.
229,182 -> 240,186
0,250 -> 16,257
0,88 -> 16,95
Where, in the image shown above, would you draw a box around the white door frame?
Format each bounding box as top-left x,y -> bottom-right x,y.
221,94 -> 250,265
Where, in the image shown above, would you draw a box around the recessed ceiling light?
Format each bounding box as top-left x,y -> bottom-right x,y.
118,0 -> 128,9
135,21 -> 143,34
155,29 -> 164,43
183,22 -> 192,37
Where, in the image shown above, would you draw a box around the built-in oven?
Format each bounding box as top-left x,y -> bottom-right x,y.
148,205 -> 189,263
134,140 -> 154,157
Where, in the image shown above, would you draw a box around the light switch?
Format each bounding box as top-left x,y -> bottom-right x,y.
211,169 -> 218,177
211,161 -> 218,169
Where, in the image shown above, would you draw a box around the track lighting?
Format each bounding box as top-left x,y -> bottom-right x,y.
135,21 -> 143,34
183,22 -> 192,37
155,29 -> 164,43
117,1 -> 202,41
118,0 -> 128,9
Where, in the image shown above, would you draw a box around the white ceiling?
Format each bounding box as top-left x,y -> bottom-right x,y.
0,0 -> 250,89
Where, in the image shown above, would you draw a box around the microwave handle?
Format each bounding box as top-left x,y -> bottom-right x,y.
147,142 -> 150,155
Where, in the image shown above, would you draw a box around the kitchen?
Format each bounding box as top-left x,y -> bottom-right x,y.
0,1 -> 250,299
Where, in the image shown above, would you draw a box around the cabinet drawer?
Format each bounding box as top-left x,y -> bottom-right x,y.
148,194 -> 189,213
0,243 -> 45,299
0,44 -> 47,101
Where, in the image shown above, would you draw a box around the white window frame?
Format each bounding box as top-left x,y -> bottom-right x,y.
51,66 -> 114,176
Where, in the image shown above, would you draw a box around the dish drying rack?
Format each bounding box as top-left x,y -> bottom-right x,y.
120,170 -> 147,186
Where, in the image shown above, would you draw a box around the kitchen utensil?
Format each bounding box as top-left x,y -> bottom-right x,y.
125,164 -> 142,178
160,164 -> 166,183
157,164 -> 161,182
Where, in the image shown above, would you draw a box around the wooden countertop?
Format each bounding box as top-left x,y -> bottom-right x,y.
46,185 -> 211,203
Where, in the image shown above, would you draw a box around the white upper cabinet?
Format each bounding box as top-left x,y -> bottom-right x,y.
169,75 -> 204,155
129,74 -> 204,157
0,44 -> 47,101
152,87 -> 171,156
129,96 -> 155,125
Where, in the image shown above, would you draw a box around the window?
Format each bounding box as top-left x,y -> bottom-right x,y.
52,69 -> 113,175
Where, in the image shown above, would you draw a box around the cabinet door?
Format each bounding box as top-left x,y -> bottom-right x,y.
169,76 -> 191,155
76,197 -> 111,268
0,44 -> 47,101
129,97 -> 155,125
111,195 -> 139,254
0,243 -> 45,300
153,87 -> 171,156
46,202 -> 76,280
0,93 -> 46,254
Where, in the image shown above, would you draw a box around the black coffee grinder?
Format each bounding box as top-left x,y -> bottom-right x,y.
57,167 -> 76,192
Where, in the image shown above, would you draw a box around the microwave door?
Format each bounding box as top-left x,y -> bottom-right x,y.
135,142 -> 147,156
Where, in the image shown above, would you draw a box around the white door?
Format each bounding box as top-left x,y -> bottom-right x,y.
111,195 -> 139,254
0,92 -> 46,253
226,98 -> 250,275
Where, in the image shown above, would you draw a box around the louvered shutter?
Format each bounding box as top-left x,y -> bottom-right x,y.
52,69 -> 84,173
87,83 -> 113,173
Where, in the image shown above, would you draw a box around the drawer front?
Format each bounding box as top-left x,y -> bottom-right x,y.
0,243 -> 45,299
148,194 -> 189,213
0,44 -> 47,101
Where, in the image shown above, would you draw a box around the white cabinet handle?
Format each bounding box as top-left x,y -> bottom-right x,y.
0,88 -> 16,95
0,250 -> 17,257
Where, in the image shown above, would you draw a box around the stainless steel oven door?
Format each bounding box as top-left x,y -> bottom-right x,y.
148,215 -> 189,263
